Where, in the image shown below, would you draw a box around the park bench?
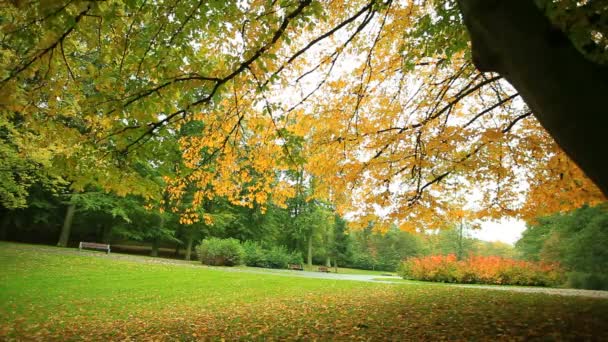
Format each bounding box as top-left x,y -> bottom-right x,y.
79,242 -> 111,254
288,263 -> 303,271
317,266 -> 330,273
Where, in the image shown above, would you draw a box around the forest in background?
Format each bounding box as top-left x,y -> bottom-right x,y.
1,0 -> 606,289
2,180 -> 606,290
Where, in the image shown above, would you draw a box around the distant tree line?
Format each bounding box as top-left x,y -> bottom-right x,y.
515,204 -> 608,290
0,182 -> 519,272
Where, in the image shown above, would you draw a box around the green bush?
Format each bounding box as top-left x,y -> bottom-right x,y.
349,253 -> 376,270
568,272 -> 608,290
196,238 -> 244,266
242,241 -> 302,269
266,246 -> 291,269
242,241 -> 267,267
287,250 -> 304,265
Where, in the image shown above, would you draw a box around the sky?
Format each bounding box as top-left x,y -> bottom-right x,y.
472,218 -> 527,245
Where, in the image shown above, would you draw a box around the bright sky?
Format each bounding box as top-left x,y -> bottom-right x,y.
472,218 -> 527,245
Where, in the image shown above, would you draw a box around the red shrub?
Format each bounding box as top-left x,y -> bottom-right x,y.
399,254 -> 565,287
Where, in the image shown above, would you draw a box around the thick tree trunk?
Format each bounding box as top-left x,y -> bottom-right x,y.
457,0 -> 608,196
185,235 -> 193,261
57,202 -> 75,247
307,232 -> 313,267
325,256 -> 331,267
333,259 -> 338,273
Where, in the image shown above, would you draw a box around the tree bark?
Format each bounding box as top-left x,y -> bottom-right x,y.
57,202 -> 75,247
457,221 -> 464,261
307,231 -> 313,267
150,237 -> 160,257
185,235 -> 193,261
150,214 -> 165,257
457,0 -> 608,196
325,256 -> 331,267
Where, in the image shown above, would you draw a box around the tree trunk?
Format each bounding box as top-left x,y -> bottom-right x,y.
307,231 -> 313,267
457,0 -> 608,196
457,222 -> 464,261
57,202 -> 75,247
333,259 -> 338,273
151,214 -> 164,257
150,237 -> 160,257
325,256 -> 331,267
185,235 -> 193,261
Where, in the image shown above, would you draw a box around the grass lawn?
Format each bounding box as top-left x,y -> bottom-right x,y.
1,242 -> 607,340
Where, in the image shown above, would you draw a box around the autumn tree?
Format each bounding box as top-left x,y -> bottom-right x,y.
0,0 -> 605,233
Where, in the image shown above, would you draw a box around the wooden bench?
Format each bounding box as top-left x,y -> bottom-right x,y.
318,266 -> 330,273
288,263 -> 303,271
79,242 -> 111,254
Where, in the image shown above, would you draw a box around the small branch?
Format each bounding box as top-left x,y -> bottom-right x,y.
0,5 -> 90,86
463,93 -> 519,128
502,111 -> 533,133
60,40 -> 75,80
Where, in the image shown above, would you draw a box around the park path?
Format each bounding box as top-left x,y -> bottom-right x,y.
16,243 -> 608,299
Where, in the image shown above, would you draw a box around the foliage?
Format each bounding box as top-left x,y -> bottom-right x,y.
0,0 -> 604,231
242,241 -> 302,269
536,0 -> 608,64
399,254 -> 565,287
266,246 -> 303,269
196,237 -> 244,266
515,203 -> 608,289
329,214 -> 349,266
2,243 -> 608,341
242,240 -> 266,267
347,226 -> 424,271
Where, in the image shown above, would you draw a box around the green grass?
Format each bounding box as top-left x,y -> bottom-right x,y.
1,242 -> 607,340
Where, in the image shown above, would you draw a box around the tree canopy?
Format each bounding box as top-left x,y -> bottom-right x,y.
1,0 -> 605,230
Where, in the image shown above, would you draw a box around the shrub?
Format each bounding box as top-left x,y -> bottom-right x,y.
242,241 -> 302,269
399,254 -> 565,287
349,253 -> 376,270
243,241 -> 267,267
287,250 -> 304,265
196,238 -> 244,266
568,272 -> 608,290
266,246 -> 292,269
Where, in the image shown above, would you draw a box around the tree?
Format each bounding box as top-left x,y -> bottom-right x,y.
516,204 -> 608,289
1,0 -> 605,232
329,214 -> 350,271
424,226 -> 475,259
457,0 -> 608,195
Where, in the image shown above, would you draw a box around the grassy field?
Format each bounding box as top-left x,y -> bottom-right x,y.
1,242 -> 607,340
